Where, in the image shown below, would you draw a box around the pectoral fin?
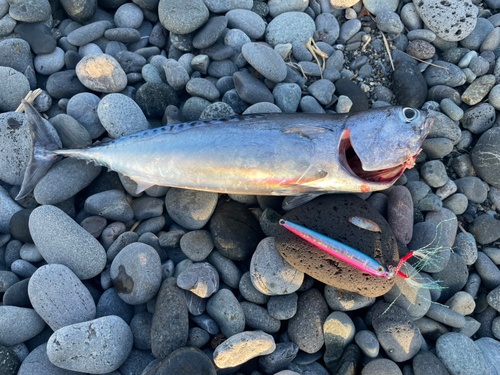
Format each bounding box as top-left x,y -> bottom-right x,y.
130,178 -> 156,194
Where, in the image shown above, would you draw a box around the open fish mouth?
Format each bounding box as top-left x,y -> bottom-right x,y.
338,130 -> 419,184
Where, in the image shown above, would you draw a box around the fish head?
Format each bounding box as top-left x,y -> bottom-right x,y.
340,106 -> 434,185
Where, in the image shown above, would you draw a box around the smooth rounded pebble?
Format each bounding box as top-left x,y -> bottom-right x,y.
355,330 -> 380,358
213,331 -> 276,369
241,42 -> 287,83
34,47 -> 66,75
76,53 -> 127,93
28,264 -> 96,331
85,189 -> 134,222
17,343 -> 78,375
110,242 -> 162,305
29,205 -> 107,280
323,311 -> 355,370
97,93 -> 149,138
0,67 -> 30,112
436,333 -> 488,375
265,12 -> 316,47
0,306 -> 45,346
324,285 -> 376,312
158,0 -> 209,35
239,271 -> 270,305
149,347 -> 216,374
166,188 -> 218,230
206,288 -> 245,338
47,316 -> 133,373
250,237 -> 304,295
241,301 -> 281,333
179,230 -> 214,262
0,186 -> 21,234
226,9 -> 265,40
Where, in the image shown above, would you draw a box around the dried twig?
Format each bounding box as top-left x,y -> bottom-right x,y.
15,89 -> 43,113
361,35 -> 371,52
406,54 -> 450,70
381,32 -> 395,71
304,37 -> 328,79
286,61 -> 308,79
130,220 -> 142,232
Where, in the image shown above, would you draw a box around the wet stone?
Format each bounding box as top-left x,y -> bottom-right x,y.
275,195 -> 398,298
288,288 -> 329,354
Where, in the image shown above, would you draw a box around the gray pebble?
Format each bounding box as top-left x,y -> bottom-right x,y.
177,262 -> 219,298
47,315 -> 133,373
186,78 -> 220,101
165,188 -> 218,230
182,96 -> 211,121
133,215 -> 165,236
8,0 -> 51,23
110,242 -> 162,304
267,293 -> 298,320
105,28 -> 141,43
191,54 -> 210,75
243,102 -> 282,114
34,47 -> 65,76
67,21 -> 111,47
192,16 -> 227,50
422,138 -> 453,159
469,56 -> 490,76
475,251 -> 500,289
29,205 -> 106,280
19,244 -> 43,263
28,264 -> 96,331
226,9 -> 265,40
292,40 -> 312,61
66,92 -> 105,139
233,70 -> 274,104
207,250 -> 242,289
0,271 -> 19,293
461,103 -> 496,134
186,290 -> 206,316
131,196 -> 164,220
427,112 -> 462,145
288,288 -> 329,354
17,343 -> 76,375
239,271 -> 270,305
446,291 -> 476,315
187,327 -> 210,348
265,11 -> 316,47
324,285 -> 375,312
436,333 -> 487,375
11,259 -> 37,278
242,42 -> 287,83
440,98 -> 463,121
423,61 -> 466,88
85,190 -> 134,222
162,59 -> 189,90
98,93 -> 149,138
455,177 -> 487,203
203,0 -> 252,13
206,288 -> 245,338
426,302 -> 466,328
307,79 -> 335,105
76,53 -> 127,93
0,306 -> 45,346
314,13 -> 340,45
443,193 -> 468,215
191,313 -> 219,335
339,19 -> 361,44
241,301 -> 281,333
300,95 -> 325,113
462,76 -> 496,107
420,160 -> 449,188
0,187 -> 22,234
273,83 -> 301,113
323,311 -> 355,371
268,0 -> 307,17
483,247 -> 500,265
0,67 -> 30,112
354,330 -> 379,358
376,11 -> 404,34
179,230 -> 214,262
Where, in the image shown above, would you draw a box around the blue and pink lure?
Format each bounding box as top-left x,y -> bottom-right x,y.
279,219 -> 410,279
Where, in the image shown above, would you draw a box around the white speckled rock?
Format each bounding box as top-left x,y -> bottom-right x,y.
412,0 -> 478,42
97,93 -> 149,138
213,331 -> 276,368
47,316 -> 133,373
250,237 -> 304,296
29,205 -> 107,280
76,53 -> 127,93
28,264 -> 96,331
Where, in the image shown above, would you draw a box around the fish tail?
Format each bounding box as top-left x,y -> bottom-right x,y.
16,100 -> 61,200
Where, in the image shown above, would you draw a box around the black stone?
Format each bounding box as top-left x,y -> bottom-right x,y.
46,70 -> 88,99
274,194 -> 397,298
222,89 -> 248,114
3,279 -> 31,308
65,50 -> 82,70
9,208 -> 34,243
474,306 -> 497,339
136,82 -> 179,118
432,252 -> 469,303
334,79 -> 369,112
14,23 -> 56,54
209,201 -> 264,261
427,85 -> 462,106
393,61 -> 428,109
151,278 -> 189,360
96,287 -> 134,324
144,347 -> 216,375
472,127 -> 500,188
0,346 -> 21,375
334,344 -> 361,375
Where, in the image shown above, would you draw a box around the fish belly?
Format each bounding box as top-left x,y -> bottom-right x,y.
95,117 -> 343,195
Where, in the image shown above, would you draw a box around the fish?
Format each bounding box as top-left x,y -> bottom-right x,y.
16,101 -> 433,202
348,216 -> 382,232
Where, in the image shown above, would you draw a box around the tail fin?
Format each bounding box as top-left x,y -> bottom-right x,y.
16,100 -> 61,200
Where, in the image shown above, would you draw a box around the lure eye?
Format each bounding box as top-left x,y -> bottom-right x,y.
377,266 -> 385,274
402,107 -> 418,122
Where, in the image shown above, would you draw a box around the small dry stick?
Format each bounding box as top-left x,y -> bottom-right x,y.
130,220 -> 142,232
304,37 -> 328,79
381,32 -> 395,71
361,35 -> 371,52
406,54 -> 450,70
457,222 -> 468,236
15,89 -> 43,113
286,60 -> 308,79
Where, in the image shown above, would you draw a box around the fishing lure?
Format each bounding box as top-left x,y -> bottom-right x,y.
348,216 -> 381,232
279,219 -> 408,279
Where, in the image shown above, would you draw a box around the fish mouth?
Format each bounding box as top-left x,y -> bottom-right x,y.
338,129 -> 415,185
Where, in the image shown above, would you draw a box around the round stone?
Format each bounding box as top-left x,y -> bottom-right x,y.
206,288 -> 245,338
60,0 -> 97,22
110,242 -> 162,305
29,205 -> 107,280
0,306 -> 46,346
158,0 -> 209,35
226,9 -> 265,40
363,0 -> 398,15
250,237 -> 304,296
148,347 -> 216,374
135,82 -> 178,118
436,333 -> 488,375
0,67 -> 30,112
177,262 -> 219,298
180,230 -> 214,262
265,12 -> 316,47
34,47 -> 65,76
241,43 -> 287,83
275,195 -> 398,298
324,285 -> 375,312
76,53 -> 127,93
66,92 -> 105,139
166,188 -> 218,230
97,93 -> 149,138
47,316 -> 133,373
28,264 -> 96,331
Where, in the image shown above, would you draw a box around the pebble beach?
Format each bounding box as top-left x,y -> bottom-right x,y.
1,0 -> 500,374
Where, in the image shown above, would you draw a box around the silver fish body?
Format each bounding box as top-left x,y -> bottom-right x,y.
17,103 -> 433,200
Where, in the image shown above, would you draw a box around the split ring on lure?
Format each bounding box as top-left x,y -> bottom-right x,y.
279,219 -> 410,279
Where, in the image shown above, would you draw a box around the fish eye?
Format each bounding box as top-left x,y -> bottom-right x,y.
402,107 -> 418,122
